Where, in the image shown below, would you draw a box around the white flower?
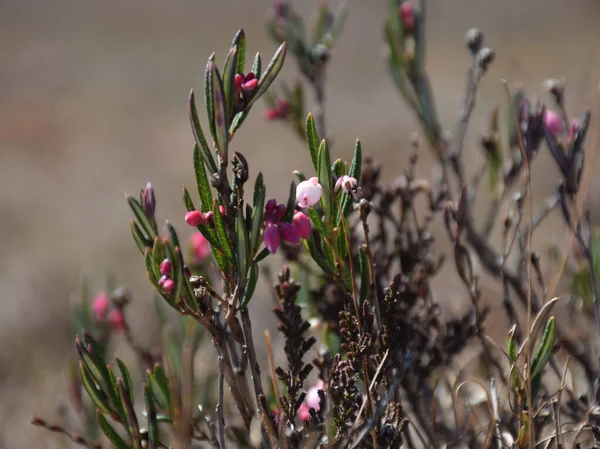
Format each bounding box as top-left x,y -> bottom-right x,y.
296,177 -> 323,208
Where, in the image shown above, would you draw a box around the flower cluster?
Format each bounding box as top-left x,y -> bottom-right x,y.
263,199 -> 311,253
91,292 -> 125,331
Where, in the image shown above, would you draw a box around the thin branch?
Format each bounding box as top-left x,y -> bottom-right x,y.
31,418 -> 101,449
216,349 -> 226,449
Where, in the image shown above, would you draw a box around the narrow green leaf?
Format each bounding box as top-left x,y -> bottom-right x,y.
80,362 -> 113,416
151,237 -> 163,278
251,184 -> 266,255
530,317 -> 557,379
358,246 -> 369,303
305,114 -> 320,172
127,196 -> 156,241
332,158 -> 344,179
193,144 -> 214,212
322,0 -> 348,48
308,207 -> 327,237
246,43 -> 287,108
223,45 -> 239,123
236,210 -> 249,286
189,90 -> 218,174
97,411 -> 131,449
231,29 -> 246,74
147,367 -> 170,411
118,379 -> 141,449
213,199 -> 235,265
116,358 -> 134,406
337,227 -> 349,262
253,172 -> 264,207
282,181 -> 296,222
317,139 -> 333,223
252,51 -> 262,78
304,236 -> 335,276
131,221 -> 151,255
255,247 -> 270,262
204,53 -> 216,141
165,221 -> 180,252
240,261 -> 259,308
144,383 -> 159,449
293,170 -> 306,182
145,248 -> 158,284
209,62 -> 229,167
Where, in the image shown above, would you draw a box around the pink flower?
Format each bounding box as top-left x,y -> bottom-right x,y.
296,177 -> 323,208
292,211 -> 311,239
92,292 -> 111,320
264,99 -> 290,121
543,109 -> 564,137
263,200 -> 308,253
235,72 -> 258,100
107,308 -> 125,332
399,2 -> 414,29
334,175 -> 358,194
159,258 -> 172,275
297,403 -> 310,422
162,278 -> 175,292
190,231 -> 211,263
305,380 -> 324,411
185,210 -> 205,227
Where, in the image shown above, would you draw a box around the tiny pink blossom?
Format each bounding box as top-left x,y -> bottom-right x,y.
543,109 -> 564,137
399,2 -> 414,29
297,402 -> 310,422
264,223 -> 281,253
162,278 -> 175,292
280,222 -> 301,245
92,292 -> 111,320
305,380 -> 324,411
190,231 -> 211,263
185,210 -> 205,227
334,175 -> 358,194
159,258 -> 172,276
293,211 -> 311,239
219,205 -> 227,216
158,275 -> 167,287
296,177 -> 323,208
107,308 -> 125,332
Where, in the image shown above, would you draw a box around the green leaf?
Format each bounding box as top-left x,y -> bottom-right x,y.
151,237 -> 164,278
282,181 -> 297,222
305,114 -> 320,172
307,207 -> 327,237
338,139 -> 362,226
252,51 -> 262,78
240,261 -> 259,309
189,90 -> 218,174
145,248 -> 158,284
322,0 -> 348,48
246,42 -> 287,108
251,183 -> 266,255
131,221 -> 151,255
231,29 -> 246,74
213,199 -> 235,266
236,210 -> 249,286
293,170 -> 306,183
165,221 -> 181,253
310,4 -> 330,45
148,365 -> 170,411
530,317 -> 556,380
80,362 -> 113,416
223,45 -> 239,123
118,379 -> 141,449
193,144 -> 214,213
204,53 -> 216,141
209,62 -> 229,167
255,247 -> 270,262
317,139 -> 333,223
144,383 -> 159,449
182,186 -> 195,211
304,236 -> 335,276
337,226 -> 349,262
253,172 -> 264,207
127,196 -> 156,241
97,411 -> 131,449
332,158 -> 344,179
116,358 -> 134,406
358,246 -> 369,303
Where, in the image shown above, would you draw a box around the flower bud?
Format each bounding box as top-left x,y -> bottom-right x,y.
543,109 -> 564,137
263,223 -> 281,254
399,2 -> 414,30
298,403 -> 310,422
292,211 -> 311,239
476,47 -> 495,73
219,205 -> 227,216
162,278 -> 175,292
274,0 -> 289,20
141,182 -> 156,221
92,292 -> 111,320
185,210 -> 205,227
107,308 -> 125,332
159,258 -> 172,275
334,175 -> 358,194
465,28 -> 483,54
190,231 -> 211,263
296,177 -> 323,208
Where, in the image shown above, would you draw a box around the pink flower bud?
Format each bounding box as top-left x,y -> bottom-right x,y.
298,402 -> 310,422
159,258 -> 172,275
292,211 -> 311,239
234,73 -> 244,90
190,231 -> 211,263
158,275 -> 167,287
162,278 -> 175,292
185,210 -> 205,227
276,99 -> 290,117
296,177 -> 323,208
92,292 -> 111,320
305,380 -> 324,411
280,222 -> 300,245
399,2 -> 414,29
543,109 -> 564,137
569,119 -> 581,143
263,223 -> 281,253
107,308 -> 125,332
219,205 -> 227,216
334,175 -> 358,193
264,107 -> 280,121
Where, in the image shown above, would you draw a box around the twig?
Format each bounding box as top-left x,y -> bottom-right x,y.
31,418 -> 101,449
216,349 -> 226,449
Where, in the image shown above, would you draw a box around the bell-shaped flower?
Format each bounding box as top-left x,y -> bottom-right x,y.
296,177 -> 323,208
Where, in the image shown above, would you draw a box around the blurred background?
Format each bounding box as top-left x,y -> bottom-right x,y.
1,0 -> 600,446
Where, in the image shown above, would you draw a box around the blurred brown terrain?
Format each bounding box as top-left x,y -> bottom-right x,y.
1,0 -> 600,446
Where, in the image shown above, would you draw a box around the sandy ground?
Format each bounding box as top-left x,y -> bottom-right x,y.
1,0 -> 600,446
